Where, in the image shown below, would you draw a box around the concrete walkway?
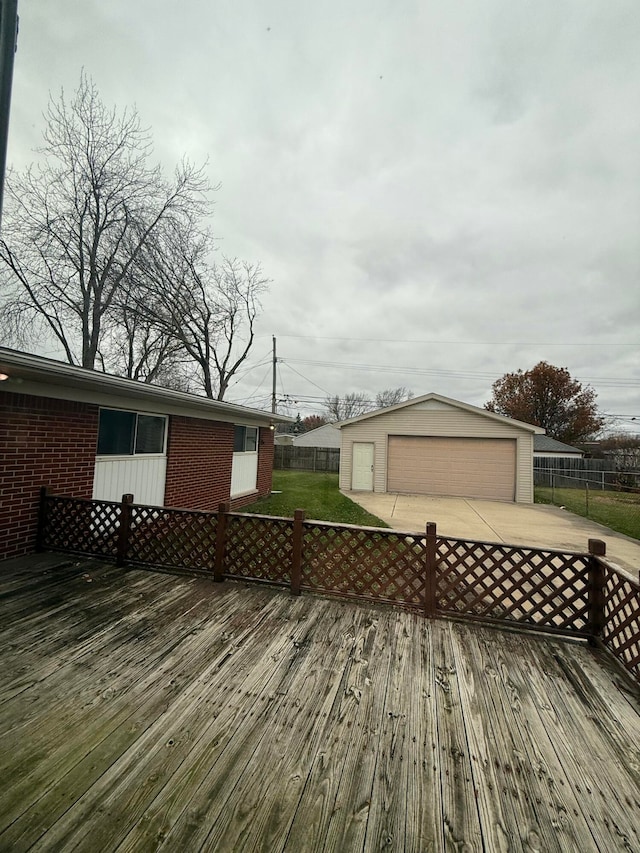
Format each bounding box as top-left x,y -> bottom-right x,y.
346,491 -> 640,576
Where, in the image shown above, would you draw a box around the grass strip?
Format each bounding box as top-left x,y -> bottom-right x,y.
245,471 -> 388,527
535,486 -> 640,540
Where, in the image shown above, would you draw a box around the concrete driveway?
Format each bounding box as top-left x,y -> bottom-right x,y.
346,491 -> 640,575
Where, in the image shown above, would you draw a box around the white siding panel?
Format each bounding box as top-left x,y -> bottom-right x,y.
339,408 -> 535,503
231,452 -> 258,496
93,456 -> 167,505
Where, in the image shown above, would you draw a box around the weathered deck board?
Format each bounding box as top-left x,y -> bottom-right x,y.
449,622 -> 592,852
403,621 -> 444,852
365,612 -> 413,851
27,596 -> 320,852
277,612 -> 373,852
0,579 -> 250,770
317,608 -> 396,852
0,554 -> 639,852
513,635 -> 640,850
194,604 -> 369,852
432,624 -> 484,851
6,591 -> 305,851
478,625 -> 638,852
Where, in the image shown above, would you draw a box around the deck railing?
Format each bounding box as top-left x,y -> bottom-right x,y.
37,488 -> 640,684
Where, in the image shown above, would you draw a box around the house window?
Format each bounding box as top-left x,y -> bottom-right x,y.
97,409 -> 167,456
233,425 -> 258,453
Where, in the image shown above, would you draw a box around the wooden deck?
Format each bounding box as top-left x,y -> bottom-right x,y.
1,555 -> 639,852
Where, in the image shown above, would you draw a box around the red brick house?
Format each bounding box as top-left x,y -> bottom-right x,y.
0,348 -> 291,560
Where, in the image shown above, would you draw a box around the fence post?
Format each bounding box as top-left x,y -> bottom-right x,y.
35,485 -> 52,552
587,538 -> 606,646
116,494 -> 134,567
291,509 -> 306,596
214,502 -> 230,582
425,522 -> 437,617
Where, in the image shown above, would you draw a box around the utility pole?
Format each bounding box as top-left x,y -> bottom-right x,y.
271,335 -> 277,414
0,0 -> 18,229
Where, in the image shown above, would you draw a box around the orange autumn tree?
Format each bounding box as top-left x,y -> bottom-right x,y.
486,361 -> 604,443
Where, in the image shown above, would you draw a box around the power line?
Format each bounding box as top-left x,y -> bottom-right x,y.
267,333 -> 639,347
230,364 -> 272,407
279,360 -> 333,396
227,355 -> 272,388
281,357 -> 640,389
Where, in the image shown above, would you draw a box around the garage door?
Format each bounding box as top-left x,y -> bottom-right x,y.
387,436 -> 516,501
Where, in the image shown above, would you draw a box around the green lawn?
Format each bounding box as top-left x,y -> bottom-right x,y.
245,471 -> 388,527
535,487 -> 640,541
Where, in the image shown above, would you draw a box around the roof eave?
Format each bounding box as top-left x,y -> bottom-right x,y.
0,347 -> 293,425
336,392 -> 544,433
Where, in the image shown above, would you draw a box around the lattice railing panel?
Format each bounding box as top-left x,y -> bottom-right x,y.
128,506 -> 217,571
603,568 -> 640,681
41,497 -> 120,558
436,538 -> 591,632
302,523 -> 425,606
224,514 -> 293,583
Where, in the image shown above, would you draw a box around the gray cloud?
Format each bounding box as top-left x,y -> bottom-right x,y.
4,0 -> 639,428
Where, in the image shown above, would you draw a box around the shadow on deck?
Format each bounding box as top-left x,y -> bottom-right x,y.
1,553 -> 639,852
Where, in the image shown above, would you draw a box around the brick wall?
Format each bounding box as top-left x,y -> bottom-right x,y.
165,419 -> 274,511
0,392 -> 98,560
164,416 -> 234,510
1,393 -> 275,560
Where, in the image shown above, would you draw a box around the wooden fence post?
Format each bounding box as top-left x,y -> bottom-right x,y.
116,494 -> 134,567
36,485 -> 51,552
425,522 -> 437,617
214,502 -> 230,582
587,538 -> 606,646
291,509 -> 306,596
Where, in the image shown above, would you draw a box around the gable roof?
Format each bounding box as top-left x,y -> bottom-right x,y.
293,423 -> 341,448
533,435 -> 583,455
336,392 -> 545,433
0,347 -> 292,427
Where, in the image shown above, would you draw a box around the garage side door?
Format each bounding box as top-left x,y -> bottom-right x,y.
387,436 -> 516,501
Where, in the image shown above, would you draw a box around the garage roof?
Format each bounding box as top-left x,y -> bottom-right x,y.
293,423 -> 341,448
336,392 -> 545,434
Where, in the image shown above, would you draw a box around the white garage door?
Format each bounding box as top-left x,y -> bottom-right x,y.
387,436 -> 516,501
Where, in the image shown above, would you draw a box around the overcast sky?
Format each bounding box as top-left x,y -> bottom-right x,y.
6,0 -> 639,430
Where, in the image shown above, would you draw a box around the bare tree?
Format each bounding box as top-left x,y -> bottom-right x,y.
324,392 -> 373,422
205,258 -> 268,400
375,387 -> 414,408
127,221 -> 269,399
100,290 -> 187,386
0,73 -> 209,368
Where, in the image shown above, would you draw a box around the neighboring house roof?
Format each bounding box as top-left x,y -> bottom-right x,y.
336,392 -> 545,434
0,347 -> 293,427
274,434 -> 294,445
533,435 -> 583,456
293,423 -> 341,448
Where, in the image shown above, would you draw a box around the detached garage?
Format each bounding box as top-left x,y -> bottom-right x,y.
339,393 -> 543,503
